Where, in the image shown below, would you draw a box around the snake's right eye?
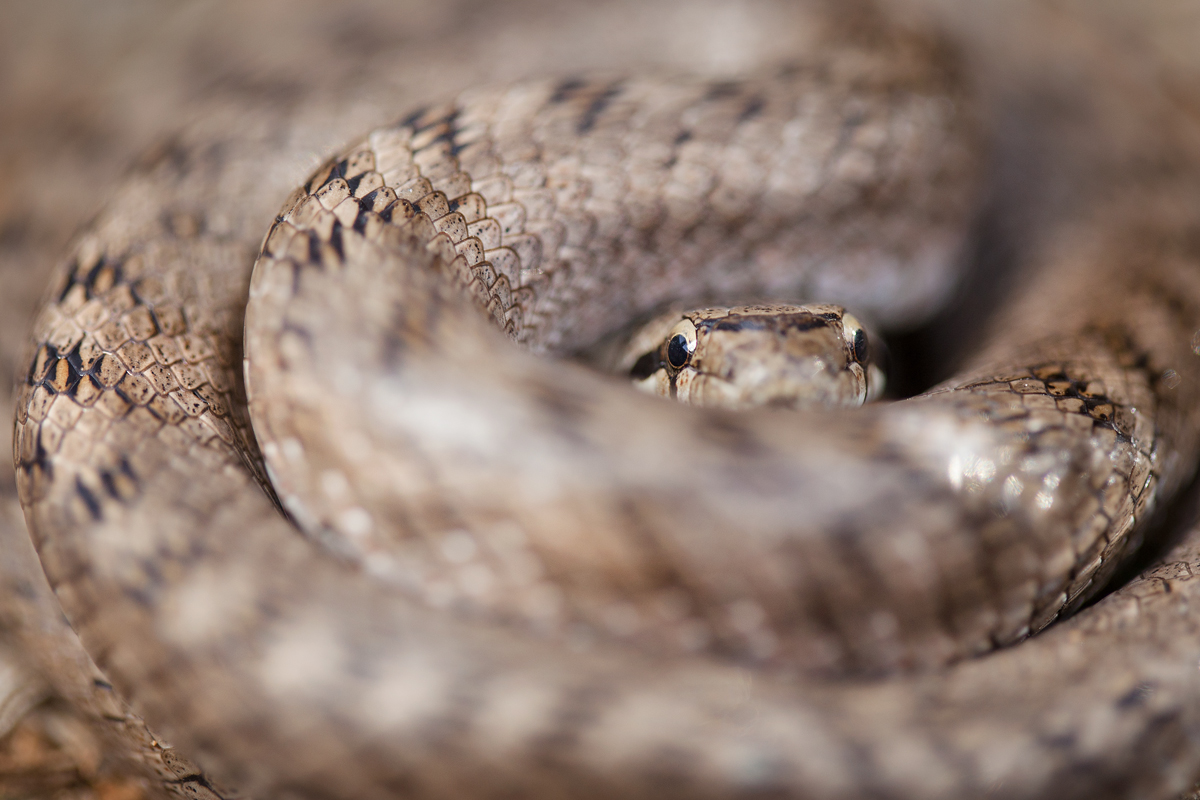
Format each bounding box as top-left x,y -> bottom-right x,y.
664,318 -> 698,370
666,334 -> 691,369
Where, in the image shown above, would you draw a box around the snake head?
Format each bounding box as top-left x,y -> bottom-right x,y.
627,303 -> 885,411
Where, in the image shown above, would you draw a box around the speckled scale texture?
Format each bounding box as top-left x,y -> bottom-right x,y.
247,58 -> 976,656
10,1 -> 1200,800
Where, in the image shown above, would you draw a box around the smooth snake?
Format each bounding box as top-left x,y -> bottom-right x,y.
9,2 -> 1200,799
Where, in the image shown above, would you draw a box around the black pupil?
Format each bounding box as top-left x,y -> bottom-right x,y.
852,328 -> 869,364
666,334 -> 691,369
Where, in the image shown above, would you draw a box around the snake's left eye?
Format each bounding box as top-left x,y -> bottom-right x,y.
842,313 -> 869,365
664,318 -> 698,371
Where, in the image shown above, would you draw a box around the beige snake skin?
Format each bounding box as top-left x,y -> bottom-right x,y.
8,2 -> 1200,799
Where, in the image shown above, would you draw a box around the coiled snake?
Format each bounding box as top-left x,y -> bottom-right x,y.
10,2 -> 1200,799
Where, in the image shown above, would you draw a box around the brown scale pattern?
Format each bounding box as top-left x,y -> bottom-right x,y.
17,258 -> 241,492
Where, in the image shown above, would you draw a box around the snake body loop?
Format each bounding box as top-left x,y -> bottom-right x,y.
12,5 -> 1200,799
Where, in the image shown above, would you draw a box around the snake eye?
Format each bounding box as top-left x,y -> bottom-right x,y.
666,334 -> 691,369
664,318 -> 697,371
842,313 -> 869,365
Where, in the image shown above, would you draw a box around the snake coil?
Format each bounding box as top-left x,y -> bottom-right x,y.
12,4 -> 1200,799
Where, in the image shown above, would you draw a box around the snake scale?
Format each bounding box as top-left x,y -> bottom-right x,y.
8,0 -> 1200,798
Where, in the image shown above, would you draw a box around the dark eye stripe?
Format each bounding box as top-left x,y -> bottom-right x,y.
629,350 -> 660,380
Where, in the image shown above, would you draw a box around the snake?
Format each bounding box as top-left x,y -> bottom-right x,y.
619,304 -> 883,410
9,1 -> 1200,799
